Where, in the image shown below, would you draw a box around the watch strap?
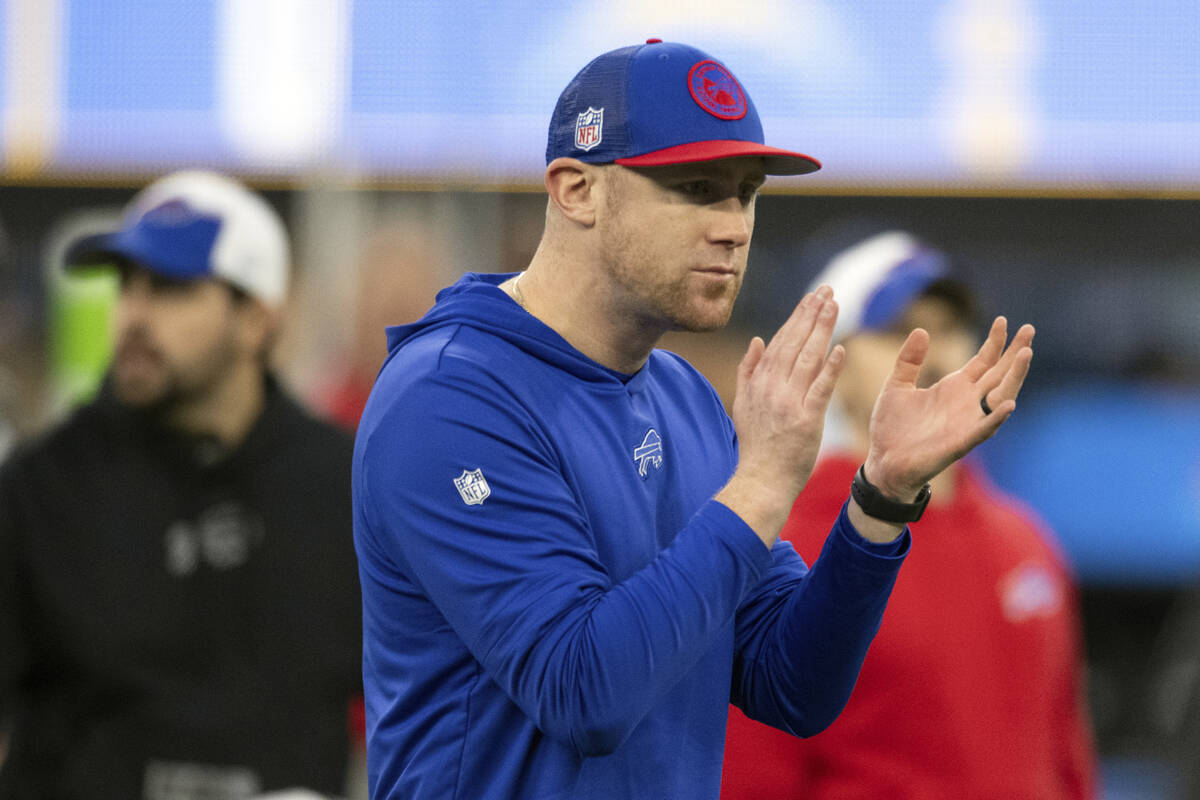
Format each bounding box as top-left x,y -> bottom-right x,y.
850,465 -> 931,523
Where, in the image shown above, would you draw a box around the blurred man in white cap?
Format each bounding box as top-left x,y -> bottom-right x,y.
722,231 -> 1097,799
0,171 -> 362,799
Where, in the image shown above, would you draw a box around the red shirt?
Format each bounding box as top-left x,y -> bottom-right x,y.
722,454 -> 1096,800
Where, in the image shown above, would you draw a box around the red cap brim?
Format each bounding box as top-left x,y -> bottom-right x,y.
615,139 -> 821,175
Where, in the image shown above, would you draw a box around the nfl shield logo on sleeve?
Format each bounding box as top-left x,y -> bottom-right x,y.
575,107 -> 604,151
454,468 -> 491,506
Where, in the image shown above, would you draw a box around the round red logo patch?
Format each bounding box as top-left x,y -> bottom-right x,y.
687,60 -> 747,120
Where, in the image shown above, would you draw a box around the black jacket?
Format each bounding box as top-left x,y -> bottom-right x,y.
0,377 -> 361,799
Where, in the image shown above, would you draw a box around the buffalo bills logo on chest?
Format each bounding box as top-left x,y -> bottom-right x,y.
633,429 -> 664,478
575,107 -> 604,151
687,60 -> 747,120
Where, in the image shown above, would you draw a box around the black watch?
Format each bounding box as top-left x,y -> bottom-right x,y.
850,465 -> 931,523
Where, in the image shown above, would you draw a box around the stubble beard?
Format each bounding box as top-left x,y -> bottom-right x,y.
605,248 -> 742,333
672,272 -> 741,332
111,327 -> 242,420
111,331 -> 175,412
600,209 -> 742,334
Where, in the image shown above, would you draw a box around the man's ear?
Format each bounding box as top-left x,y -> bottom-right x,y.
545,158 -> 599,227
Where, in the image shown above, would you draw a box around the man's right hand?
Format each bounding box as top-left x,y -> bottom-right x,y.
715,286 -> 845,547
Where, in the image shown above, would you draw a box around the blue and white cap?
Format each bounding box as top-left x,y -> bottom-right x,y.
65,170 -> 290,308
546,39 -> 820,175
809,231 -> 953,343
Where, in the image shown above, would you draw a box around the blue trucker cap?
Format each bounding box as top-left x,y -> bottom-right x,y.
546,39 -> 820,175
64,170 -> 290,308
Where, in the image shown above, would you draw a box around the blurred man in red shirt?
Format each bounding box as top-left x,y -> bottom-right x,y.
722,231 -> 1096,800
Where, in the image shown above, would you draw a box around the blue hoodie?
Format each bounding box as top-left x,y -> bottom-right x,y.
352,272 -> 908,799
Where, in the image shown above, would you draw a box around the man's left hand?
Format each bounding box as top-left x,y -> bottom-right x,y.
862,316 -> 1034,502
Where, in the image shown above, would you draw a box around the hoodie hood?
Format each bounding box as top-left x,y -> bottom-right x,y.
383,272 -> 638,387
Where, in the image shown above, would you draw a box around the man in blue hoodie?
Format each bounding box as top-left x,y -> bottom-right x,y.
352,40 -> 1034,800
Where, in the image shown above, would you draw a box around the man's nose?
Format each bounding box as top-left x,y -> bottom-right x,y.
708,198 -> 752,248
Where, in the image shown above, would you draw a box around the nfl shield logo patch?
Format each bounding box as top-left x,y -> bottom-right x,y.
453,468 -> 491,506
575,107 -> 604,151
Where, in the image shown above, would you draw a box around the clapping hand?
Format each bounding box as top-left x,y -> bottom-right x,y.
719,286 -> 846,545
861,316 -> 1034,503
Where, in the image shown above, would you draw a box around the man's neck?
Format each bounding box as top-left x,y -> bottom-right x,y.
164,364 -> 267,449
505,248 -> 664,374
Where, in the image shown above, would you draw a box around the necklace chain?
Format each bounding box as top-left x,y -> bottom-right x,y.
511,272 -> 528,310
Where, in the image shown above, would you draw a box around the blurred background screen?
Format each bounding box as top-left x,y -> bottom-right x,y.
1,0 -> 1198,192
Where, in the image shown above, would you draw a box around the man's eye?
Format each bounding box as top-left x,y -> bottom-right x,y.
678,181 -> 709,197
150,275 -> 195,295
